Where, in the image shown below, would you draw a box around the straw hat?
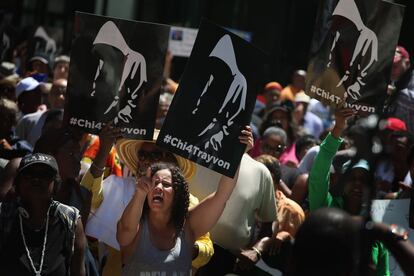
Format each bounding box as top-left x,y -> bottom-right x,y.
115,129 -> 196,181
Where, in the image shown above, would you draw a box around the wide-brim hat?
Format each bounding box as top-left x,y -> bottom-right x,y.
115,129 -> 196,181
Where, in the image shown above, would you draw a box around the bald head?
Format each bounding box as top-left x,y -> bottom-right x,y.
292,70 -> 307,90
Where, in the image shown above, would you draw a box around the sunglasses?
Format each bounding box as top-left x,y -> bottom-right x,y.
21,169 -> 56,182
138,149 -> 166,162
262,144 -> 285,154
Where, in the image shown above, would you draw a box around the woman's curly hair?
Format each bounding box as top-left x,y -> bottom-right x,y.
142,162 -> 190,235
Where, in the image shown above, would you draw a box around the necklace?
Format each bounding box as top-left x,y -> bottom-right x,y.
19,204 -> 52,276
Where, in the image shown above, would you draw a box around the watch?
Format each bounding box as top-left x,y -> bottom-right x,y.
388,224 -> 409,241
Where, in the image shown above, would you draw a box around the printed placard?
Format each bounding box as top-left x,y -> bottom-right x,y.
168,26 -> 198,57
306,0 -> 404,113
157,19 -> 266,177
65,12 -> 170,139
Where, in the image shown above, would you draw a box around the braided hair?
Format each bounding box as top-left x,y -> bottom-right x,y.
143,162 -> 190,235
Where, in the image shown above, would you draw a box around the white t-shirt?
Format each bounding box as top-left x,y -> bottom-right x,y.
189,154 -> 276,251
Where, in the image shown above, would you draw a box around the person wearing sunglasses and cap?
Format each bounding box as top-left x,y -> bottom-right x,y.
0,153 -> 86,276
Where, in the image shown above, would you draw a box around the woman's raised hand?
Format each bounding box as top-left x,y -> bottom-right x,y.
239,125 -> 254,153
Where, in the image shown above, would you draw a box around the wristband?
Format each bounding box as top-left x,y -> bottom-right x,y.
252,246 -> 262,259
91,163 -> 105,173
389,224 -> 409,241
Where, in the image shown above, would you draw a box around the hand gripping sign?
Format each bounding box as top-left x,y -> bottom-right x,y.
65,12 -> 170,139
157,20 -> 266,177
306,0 -> 404,114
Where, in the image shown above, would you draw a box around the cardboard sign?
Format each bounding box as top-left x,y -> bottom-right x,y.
371,199 -> 412,276
306,0 -> 404,113
65,12 -> 170,139
157,20 -> 266,177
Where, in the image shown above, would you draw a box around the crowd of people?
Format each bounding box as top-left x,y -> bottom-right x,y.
1,22 -> 414,276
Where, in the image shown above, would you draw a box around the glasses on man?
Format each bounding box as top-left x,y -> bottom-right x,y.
262,144 -> 285,155
21,169 -> 56,182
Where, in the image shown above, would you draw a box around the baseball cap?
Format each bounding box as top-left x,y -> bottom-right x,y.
396,46 -> 410,60
17,153 -> 59,175
29,52 -> 50,65
295,91 -> 311,103
264,82 -> 283,92
342,159 -> 370,173
0,62 -> 17,78
15,77 -> 41,98
383,117 -> 407,132
54,55 -> 70,66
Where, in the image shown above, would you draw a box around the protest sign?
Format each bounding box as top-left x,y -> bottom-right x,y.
306,0 -> 404,113
168,26 -> 198,57
65,12 -> 169,139
371,199 -> 412,276
157,19 -> 266,177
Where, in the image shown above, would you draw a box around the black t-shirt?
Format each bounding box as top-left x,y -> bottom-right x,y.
0,215 -> 68,276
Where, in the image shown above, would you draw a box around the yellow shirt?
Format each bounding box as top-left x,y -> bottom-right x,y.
80,170 -> 214,275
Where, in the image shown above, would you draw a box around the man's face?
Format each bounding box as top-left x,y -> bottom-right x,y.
31,60 -> 49,75
19,164 -> 56,201
391,49 -> 410,81
53,62 -> 69,80
292,72 -> 306,90
390,135 -> 409,162
49,79 -> 67,109
54,138 -> 81,181
261,134 -> 286,158
344,168 -> 369,214
270,110 -> 290,131
136,142 -> 177,177
264,89 -> 280,106
18,89 -> 42,114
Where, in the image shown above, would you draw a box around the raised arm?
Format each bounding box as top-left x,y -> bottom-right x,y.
308,108 -> 355,211
80,122 -> 121,209
116,172 -> 153,247
188,126 -> 253,240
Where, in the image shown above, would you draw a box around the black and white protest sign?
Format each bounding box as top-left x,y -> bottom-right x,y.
306,0 -> 404,113
65,12 -> 169,139
157,20 -> 266,177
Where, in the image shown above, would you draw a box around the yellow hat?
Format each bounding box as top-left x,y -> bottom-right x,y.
115,129 -> 196,181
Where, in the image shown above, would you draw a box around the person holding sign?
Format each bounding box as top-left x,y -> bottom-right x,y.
116,126 -> 253,275
308,107 -> 390,275
81,125 -> 219,275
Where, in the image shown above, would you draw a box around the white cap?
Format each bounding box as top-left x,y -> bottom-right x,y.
15,77 -> 41,98
295,91 -> 311,103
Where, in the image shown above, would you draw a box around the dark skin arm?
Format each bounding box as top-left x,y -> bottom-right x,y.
0,157 -> 20,201
90,122 -> 121,178
235,222 -> 274,271
71,218 -> 86,276
370,222 -> 414,276
289,173 -> 308,205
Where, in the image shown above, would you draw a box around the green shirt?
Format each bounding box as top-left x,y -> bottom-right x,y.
308,133 -> 390,276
